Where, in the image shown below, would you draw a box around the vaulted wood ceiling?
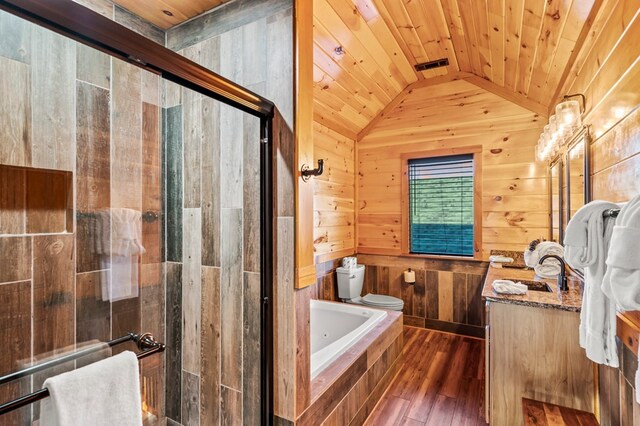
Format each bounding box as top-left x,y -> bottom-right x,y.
313,0 -> 600,138
112,0 -> 230,29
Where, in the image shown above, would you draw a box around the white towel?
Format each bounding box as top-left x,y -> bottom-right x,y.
40,351 -> 142,426
600,194 -> 640,402
101,256 -> 139,302
564,200 -> 620,367
529,241 -> 565,277
524,241 -> 564,271
602,194 -> 640,310
492,280 -> 528,295
94,208 -> 144,302
111,209 -> 145,257
489,255 -> 513,263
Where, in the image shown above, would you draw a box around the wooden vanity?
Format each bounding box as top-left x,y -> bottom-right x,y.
482,266 -> 594,426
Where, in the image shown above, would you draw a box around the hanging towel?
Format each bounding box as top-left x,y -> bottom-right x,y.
40,351 -> 142,426
602,194 -> 640,310
600,194 -> 640,402
492,280 -> 528,295
94,208 -> 145,302
101,256 -> 140,302
111,209 -> 145,257
564,200 -> 620,367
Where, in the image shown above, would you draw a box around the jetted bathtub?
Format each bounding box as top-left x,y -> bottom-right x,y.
310,299 -> 387,379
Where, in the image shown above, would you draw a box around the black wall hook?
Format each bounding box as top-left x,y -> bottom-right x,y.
301,159 -> 324,182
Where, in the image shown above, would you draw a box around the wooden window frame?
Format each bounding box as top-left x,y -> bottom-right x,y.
401,146 -> 483,261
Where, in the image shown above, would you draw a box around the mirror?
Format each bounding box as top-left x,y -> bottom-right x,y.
565,129 -> 591,223
546,126 -> 591,244
550,159 -> 563,242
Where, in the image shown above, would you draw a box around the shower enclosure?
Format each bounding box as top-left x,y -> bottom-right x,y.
0,0 -> 282,424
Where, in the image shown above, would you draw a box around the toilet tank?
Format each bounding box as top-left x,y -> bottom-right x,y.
336,265 -> 365,299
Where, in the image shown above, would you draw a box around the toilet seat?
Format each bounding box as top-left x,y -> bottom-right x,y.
362,293 -> 404,309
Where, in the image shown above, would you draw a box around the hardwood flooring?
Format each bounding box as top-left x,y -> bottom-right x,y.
364,326 -> 485,426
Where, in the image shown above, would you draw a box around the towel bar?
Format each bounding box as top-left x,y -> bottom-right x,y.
0,332 -> 165,416
603,208 -> 620,218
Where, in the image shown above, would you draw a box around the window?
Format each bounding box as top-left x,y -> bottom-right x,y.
402,148 -> 482,258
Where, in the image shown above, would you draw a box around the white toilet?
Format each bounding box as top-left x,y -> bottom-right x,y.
336,264 -> 404,311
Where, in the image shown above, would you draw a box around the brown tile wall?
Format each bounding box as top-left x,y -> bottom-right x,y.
0,2 -> 296,426
598,339 -> 640,425
0,4 -> 166,425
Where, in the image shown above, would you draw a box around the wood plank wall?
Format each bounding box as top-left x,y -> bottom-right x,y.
0,5 -> 165,424
553,0 -> 640,422
164,1 -> 294,424
313,121 -> 356,263
357,79 -> 547,259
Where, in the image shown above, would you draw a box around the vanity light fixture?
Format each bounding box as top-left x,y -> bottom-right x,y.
536,93 -> 586,162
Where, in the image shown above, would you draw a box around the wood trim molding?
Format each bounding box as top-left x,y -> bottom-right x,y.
617,313 -> 640,356
313,110 -> 358,140
548,0 -> 606,112
400,146 -> 483,261
461,74 -> 549,118
357,72 -> 467,141
294,0 -> 316,289
356,247 -> 403,256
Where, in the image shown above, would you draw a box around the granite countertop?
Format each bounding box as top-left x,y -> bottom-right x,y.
489,249 -> 527,269
482,265 -> 583,312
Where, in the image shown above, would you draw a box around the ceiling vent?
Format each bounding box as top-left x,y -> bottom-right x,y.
414,58 -> 449,72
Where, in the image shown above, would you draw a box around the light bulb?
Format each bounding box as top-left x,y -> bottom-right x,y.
556,100 -> 581,131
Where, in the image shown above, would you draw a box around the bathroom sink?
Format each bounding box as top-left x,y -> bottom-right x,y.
516,280 -> 553,292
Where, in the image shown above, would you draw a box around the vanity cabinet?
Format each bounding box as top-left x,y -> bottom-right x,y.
485,301 -> 594,425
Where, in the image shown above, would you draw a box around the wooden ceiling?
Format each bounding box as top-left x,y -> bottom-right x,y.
313,0 -> 600,138
112,0 -> 230,29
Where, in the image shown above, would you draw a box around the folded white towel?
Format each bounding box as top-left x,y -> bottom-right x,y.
492,280 -> 528,295
534,262 -> 561,278
524,241 -> 564,269
489,255 -> 513,263
565,200 -> 620,367
40,351 -> 142,426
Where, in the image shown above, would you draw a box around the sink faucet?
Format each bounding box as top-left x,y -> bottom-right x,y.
538,254 -> 568,291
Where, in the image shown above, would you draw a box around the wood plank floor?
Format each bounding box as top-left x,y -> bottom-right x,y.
364,326 -> 486,426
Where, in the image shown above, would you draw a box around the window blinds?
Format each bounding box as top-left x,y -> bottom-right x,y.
408,154 -> 474,256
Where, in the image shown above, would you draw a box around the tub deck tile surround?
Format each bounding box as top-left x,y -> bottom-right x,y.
364,327 -> 485,425
295,306 -> 403,425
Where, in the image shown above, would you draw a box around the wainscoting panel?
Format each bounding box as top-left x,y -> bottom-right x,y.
315,255 -> 487,337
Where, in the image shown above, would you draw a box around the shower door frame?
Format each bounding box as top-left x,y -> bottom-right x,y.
0,0 -> 276,423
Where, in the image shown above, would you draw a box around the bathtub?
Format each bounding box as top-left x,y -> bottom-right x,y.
310,300 -> 387,379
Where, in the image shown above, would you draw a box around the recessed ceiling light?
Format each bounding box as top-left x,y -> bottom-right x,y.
163,10 -> 174,16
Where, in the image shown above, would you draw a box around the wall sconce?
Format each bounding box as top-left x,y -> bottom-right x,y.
536,94 -> 586,162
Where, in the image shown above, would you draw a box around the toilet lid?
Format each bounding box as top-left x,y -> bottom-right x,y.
362,294 -> 404,307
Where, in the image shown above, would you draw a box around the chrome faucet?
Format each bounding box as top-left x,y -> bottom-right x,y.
538,254 -> 568,291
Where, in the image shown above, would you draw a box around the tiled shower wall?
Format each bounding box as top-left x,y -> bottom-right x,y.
163,0 -> 294,424
0,2 -> 295,426
0,7 -> 165,426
